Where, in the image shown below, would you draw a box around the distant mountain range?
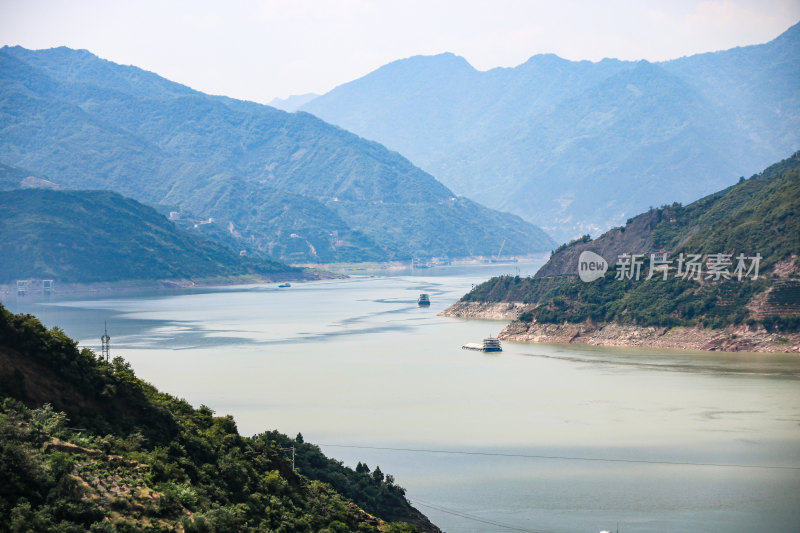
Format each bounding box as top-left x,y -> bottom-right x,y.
268,92 -> 320,112
0,46 -> 554,264
301,22 -> 800,242
0,183 -> 301,283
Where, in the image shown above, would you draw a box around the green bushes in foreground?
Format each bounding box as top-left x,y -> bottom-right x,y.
0,303 -> 425,532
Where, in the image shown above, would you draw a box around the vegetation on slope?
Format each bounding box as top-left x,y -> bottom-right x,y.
0,303 -> 436,532
0,46 -> 554,262
651,154 -> 800,271
459,153 -> 800,332
330,196 -> 541,260
517,274 -> 785,330
462,275 -> 570,305
0,188 -> 301,283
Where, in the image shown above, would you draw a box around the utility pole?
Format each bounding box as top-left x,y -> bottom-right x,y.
282,446 -> 295,471
101,322 -> 110,361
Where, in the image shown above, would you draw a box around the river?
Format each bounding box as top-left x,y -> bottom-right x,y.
4,261 -> 800,533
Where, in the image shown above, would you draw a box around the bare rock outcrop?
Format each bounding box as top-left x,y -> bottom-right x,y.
536,209 -> 662,277
500,320 -> 800,353
438,301 -> 530,320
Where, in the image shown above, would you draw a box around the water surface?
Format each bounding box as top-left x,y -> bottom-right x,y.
5,262 -> 800,532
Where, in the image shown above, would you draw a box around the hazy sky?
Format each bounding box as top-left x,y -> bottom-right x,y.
1,0 -> 798,104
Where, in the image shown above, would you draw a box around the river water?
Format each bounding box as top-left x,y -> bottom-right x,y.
4,262 -> 800,533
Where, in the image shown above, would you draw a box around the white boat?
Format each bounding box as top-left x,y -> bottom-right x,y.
462,336 -> 502,352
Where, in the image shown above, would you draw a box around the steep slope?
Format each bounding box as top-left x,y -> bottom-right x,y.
0,188 -> 302,283
0,46 -> 554,263
302,22 -> 800,241
0,304 -> 438,531
535,152 -> 800,278
451,153 -> 800,349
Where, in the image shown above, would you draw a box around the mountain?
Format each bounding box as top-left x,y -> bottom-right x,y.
269,92 -> 320,112
301,22 -> 800,242
0,161 -> 65,191
0,187 -> 303,283
536,152 -> 800,278
0,303 -> 438,532
0,46 -> 555,263
456,153 -> 800,343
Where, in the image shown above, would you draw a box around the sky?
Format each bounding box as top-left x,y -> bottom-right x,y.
1,0 -> 799,104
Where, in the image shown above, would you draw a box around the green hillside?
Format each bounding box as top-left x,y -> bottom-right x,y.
0,46 -> 554,263
0,303 -> 438,532
461,153 -> 800,332
651,154 -> 800,269
0,188 -> 302,283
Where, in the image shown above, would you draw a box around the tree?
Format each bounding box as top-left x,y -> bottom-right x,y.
29,403 -> 67,439
372,466 -> 384,484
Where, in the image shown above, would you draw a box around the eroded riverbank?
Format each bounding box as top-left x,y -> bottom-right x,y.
499,320 -> 800,353
441,302 -> 800,353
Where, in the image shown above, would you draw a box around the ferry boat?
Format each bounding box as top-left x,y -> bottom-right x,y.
418,293 -> 431,306
462,336 -> 502,352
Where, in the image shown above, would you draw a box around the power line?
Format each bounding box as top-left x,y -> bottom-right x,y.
318,443 -> 800,471
408,498 -> 556,533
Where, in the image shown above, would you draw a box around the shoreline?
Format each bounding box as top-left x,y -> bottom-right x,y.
293,254 -> 547,274
2,255 -> 546,300
441,301 -> 800,354
498,320 -> 800,353
0,270 -> 341,300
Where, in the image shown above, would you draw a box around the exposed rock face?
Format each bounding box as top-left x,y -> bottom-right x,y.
438,301 -> 530,320
536,209 -> 661,277
500,320 -> 800,353
20,176 -> 66,190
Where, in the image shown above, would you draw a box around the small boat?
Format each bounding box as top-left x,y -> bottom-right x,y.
418,293 -> 431,306
462,336 -> 502,352
278,283 -> 291,288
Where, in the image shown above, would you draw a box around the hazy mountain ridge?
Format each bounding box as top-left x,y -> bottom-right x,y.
269,92 -> 320,112
0,46 -> 555,263
301,22 -> 800,241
